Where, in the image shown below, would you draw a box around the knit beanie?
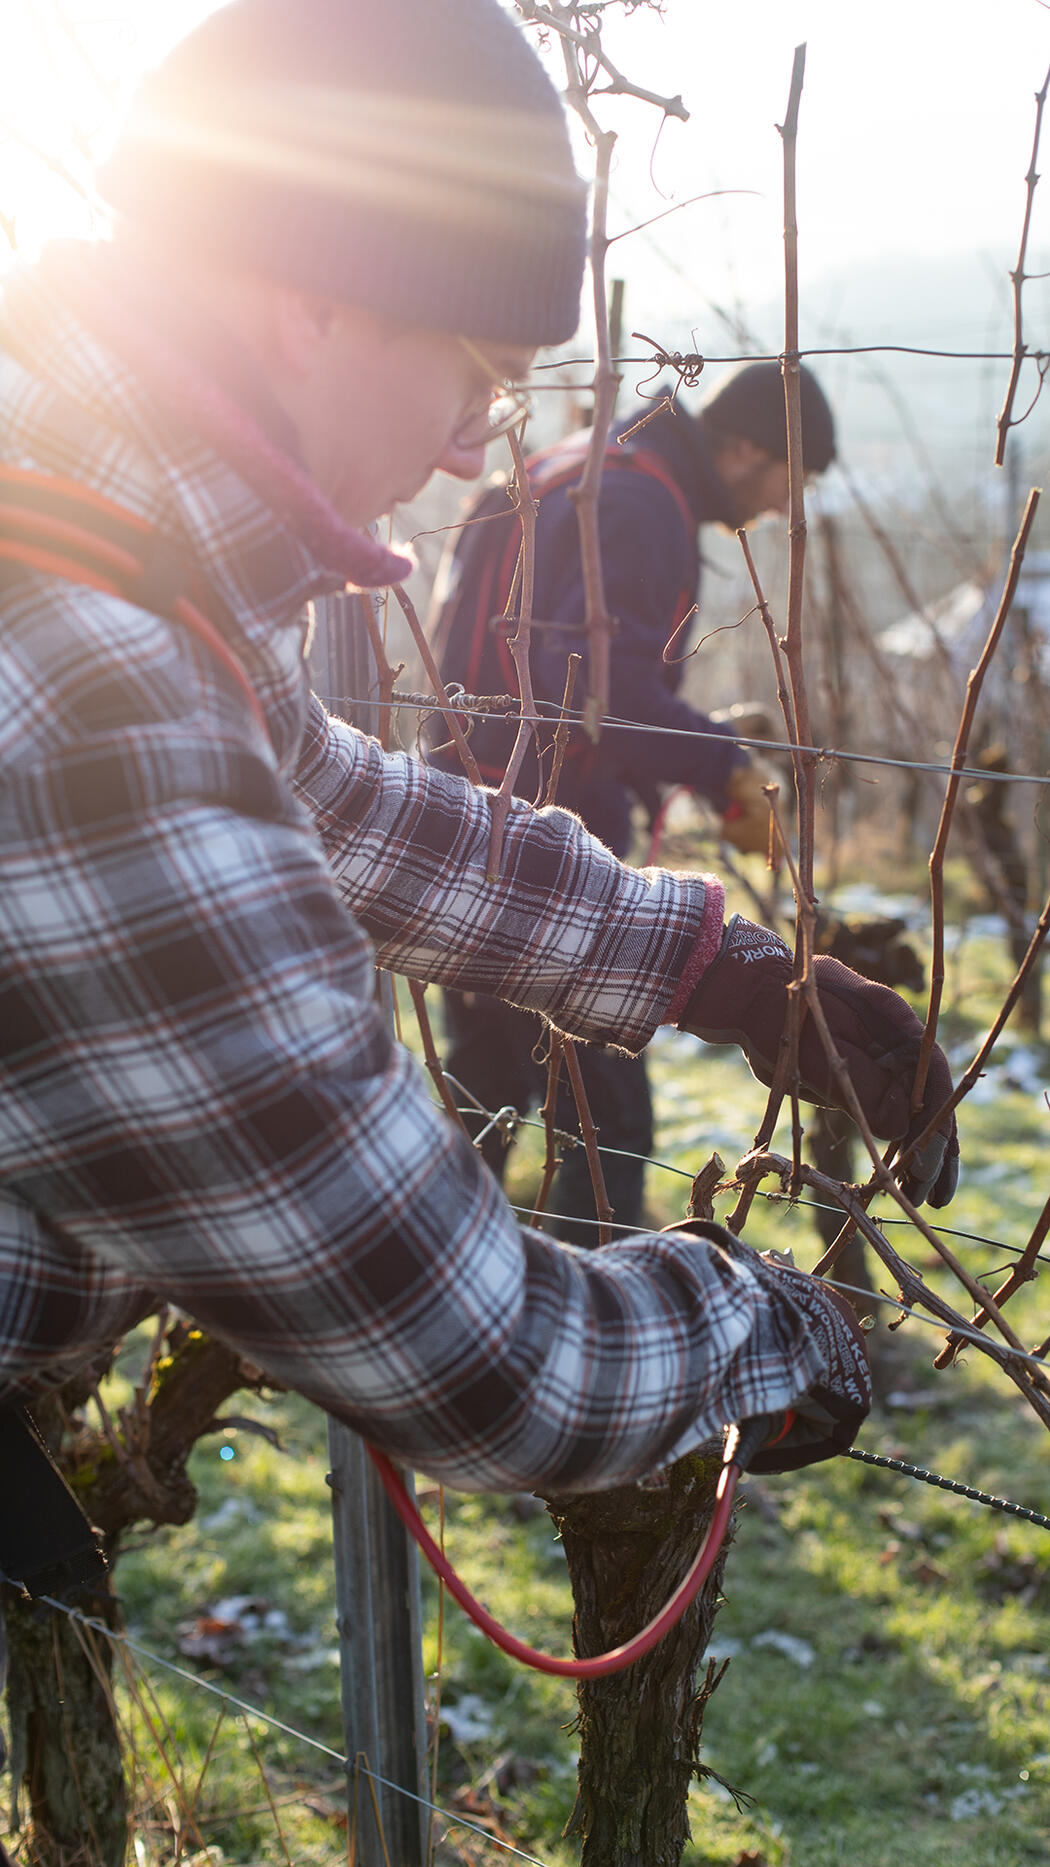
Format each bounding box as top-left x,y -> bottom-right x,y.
699,360 -> 836,473
100,0 -> 587,348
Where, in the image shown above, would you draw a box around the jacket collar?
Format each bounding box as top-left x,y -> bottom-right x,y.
0,243 -> 410,640
615,398 -> 741,531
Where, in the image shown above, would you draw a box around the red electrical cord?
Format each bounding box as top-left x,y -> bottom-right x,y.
368,1446 -> 741,1679
644,783 -> 692,867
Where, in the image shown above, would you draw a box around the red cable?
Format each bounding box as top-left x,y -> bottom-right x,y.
644,784 -> 692,867
368,1446 -> 740,1679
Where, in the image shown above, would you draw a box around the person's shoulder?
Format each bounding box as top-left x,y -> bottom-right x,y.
594,449 -> 696,567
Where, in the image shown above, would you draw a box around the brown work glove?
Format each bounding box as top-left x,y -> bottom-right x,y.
720,760 -> 775,857
680,915 -> 960,1208
744,1254 -> 873,1473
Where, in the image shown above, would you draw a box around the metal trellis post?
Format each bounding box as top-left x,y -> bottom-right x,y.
310,591 -> 428,1867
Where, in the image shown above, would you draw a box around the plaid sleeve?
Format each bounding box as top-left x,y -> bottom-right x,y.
294,695 -> 724,1052
0,591 -> 824,1492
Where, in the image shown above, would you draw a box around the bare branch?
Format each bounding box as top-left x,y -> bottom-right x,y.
391,584 -> 482,785
913,486 -> 1041,1109
542,652 -> 583,807
738,1151 -> 1050,1429
727,47 -> 813,1232
567,115 -> 620,740
561,1035 -> 614,1245
514,2 -> 689,121
608,188 -> 757,247
935,1192 -> 1050,1369
486,423 -> 539,879
530,1030 -> 565,1227
407,979 -> 471,1136
901,879 -> 1050,1170
995,59 -> 1050,464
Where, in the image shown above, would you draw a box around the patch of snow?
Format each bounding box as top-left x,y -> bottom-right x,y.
949,1788 -> 1004,1821
752,1629 -> 816,1667
998,1048 -> 1049,1096
955,1045 -> 1048,1102
957,914 -> 1011,942
881,580 -> 990,661
199,1497 -> 262,1531
883,1388 -> 952,1411
966,1159 -> 1014,1182
440,1694 -> 497,1745
208,1595 -> 292,1639
828,885 -> 926,924
285,1644 -> 340,1670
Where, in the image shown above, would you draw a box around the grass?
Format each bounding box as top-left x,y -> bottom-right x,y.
14,866 -> 1050,1867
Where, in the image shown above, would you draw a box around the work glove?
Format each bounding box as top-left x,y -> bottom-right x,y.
662,1221 -> 872,1472
743,1252 -> 873,1473
713,761 -> 773,855
680,915 -> 960,1207
720,760 -> 775,857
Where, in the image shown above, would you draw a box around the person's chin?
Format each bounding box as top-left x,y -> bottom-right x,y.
391,471 -> 436,508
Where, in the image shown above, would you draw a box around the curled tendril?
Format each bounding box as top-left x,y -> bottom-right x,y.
631,329 -> 705,399
1011,352 -> 1050,432
421,682 -> 475,761
661,605 -> 699,665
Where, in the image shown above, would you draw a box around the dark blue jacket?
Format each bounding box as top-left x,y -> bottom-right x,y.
432,402 -> 747,855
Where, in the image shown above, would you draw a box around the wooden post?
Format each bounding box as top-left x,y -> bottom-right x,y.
310,591 -> 428,1867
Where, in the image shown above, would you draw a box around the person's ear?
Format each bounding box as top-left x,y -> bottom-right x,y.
713,433 -> 770,488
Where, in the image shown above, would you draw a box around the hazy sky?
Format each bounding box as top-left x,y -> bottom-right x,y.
2,0 -> 1048,354
576,2 -> 1050,345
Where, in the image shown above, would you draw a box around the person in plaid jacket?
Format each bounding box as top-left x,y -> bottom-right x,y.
0,0 -> 955,1494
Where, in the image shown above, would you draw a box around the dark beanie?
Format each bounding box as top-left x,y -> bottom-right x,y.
699,360 -> 836,473
100,0 -> 588,348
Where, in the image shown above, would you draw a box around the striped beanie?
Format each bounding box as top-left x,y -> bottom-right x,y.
101,0 -> 588,348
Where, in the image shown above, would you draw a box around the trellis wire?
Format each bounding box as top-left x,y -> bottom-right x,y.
495,1209 -> 1050,1373
5,1588 -> 558,1867
427,1076 -> 1050,1370
320,697 -> 1050,793
438,1081 -> 1050,1273
450,1171 -> 1050,1366
537,346 -> 1050,368
440,1070 -> 1050,1510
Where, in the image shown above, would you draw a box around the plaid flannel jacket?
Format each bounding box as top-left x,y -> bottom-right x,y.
0,252 -> 828,1492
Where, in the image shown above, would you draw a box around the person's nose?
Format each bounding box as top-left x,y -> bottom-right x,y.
435,435 -> 488,481
764,470 -> 791,518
